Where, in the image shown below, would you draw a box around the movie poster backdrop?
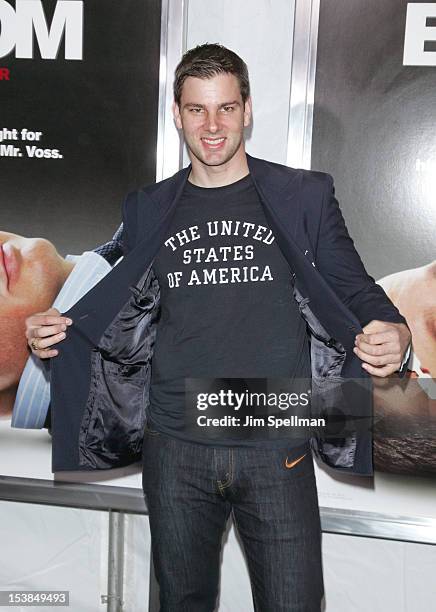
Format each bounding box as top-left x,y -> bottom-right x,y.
0,0 -> 161,488
311,0 -> 436,518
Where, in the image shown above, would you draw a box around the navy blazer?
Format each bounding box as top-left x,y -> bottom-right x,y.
50,155 -> 408,475
41,229 -> 125,430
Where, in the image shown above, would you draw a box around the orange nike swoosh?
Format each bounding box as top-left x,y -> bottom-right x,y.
285,453 -> 307,469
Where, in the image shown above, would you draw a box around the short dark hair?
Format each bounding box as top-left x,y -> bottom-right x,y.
173,43 -> 250,106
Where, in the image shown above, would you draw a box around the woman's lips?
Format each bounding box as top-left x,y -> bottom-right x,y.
0,243 -> 20,290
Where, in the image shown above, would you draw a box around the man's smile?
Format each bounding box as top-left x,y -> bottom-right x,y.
201,137 -> 226,149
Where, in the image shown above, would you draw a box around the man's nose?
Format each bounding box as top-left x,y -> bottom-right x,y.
204,111 -> 219,133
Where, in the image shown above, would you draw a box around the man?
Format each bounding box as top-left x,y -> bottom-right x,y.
25,44 -> 410,611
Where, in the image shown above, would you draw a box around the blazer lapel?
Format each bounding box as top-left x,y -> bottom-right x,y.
247,154 -> 362,350
247,154 -> 303,243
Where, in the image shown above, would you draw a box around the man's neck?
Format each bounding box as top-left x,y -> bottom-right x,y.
188,150 -> 250,188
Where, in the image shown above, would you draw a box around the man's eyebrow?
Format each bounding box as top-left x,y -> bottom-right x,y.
183,101 -> 241,109
218,101 -> 241,107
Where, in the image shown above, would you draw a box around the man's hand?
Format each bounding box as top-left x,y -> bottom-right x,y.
25,308 -> 73,359
353,320 -> 411,377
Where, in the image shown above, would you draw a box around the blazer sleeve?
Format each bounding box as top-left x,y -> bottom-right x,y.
315,174 -> 408,329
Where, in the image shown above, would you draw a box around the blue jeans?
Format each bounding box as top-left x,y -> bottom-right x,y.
142,423 -> 324,612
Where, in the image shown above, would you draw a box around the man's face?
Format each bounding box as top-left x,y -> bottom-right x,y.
0,231 -> 65,394
173,73 -> 252,170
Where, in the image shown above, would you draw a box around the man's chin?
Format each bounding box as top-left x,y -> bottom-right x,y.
191,149 -> 238,168
201,159 -> 230,167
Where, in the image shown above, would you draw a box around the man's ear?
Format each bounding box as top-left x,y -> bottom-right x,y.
243,97 -> 252,128
173,101 -> 182,129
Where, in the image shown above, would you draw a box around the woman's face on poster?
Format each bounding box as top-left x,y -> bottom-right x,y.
0,231 -> 66,391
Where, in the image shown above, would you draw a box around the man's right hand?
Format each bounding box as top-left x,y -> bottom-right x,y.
25,308 -> 73,359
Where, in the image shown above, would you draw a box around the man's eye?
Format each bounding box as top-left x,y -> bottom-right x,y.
190,108 -> 203,113
221,106 -> 235,112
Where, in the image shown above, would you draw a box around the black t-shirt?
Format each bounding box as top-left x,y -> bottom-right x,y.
148,174 -> 311,447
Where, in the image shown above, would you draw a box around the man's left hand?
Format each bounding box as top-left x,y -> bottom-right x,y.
353,320 -> 411,377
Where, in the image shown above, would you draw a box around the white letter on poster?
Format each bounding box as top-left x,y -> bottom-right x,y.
0,1 -> 16,59
403,3 -> 436,66
15,0 -> 83,60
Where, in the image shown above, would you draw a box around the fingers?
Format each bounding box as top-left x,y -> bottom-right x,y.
29,331 -> 67,351
26,323 -> 67,340
29,344 -> 60,359
355,331 -> 396,348
360,362 -> 398,377
354,327 -> 403,375
361,319 -> 391,332
28,332 -> 65,359
24,308 -> 73,359
26,313 -> 72,329
354,339 -> 398,357
353,345 -> 402,368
